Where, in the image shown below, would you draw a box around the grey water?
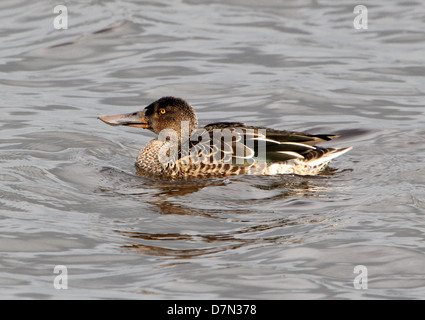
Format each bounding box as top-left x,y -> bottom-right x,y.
1,0 -> 425,299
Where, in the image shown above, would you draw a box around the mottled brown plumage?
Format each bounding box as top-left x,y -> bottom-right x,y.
98,97 -> 352,180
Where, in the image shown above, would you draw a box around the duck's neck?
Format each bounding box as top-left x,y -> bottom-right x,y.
156,121 -> 198,147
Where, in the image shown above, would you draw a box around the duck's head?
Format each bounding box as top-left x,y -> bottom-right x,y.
98,96 -> 198,136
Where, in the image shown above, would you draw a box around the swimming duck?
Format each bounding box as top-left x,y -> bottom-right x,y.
98,96 -> 352,180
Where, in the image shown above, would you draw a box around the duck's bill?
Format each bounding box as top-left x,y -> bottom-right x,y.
98,111 -> 149,128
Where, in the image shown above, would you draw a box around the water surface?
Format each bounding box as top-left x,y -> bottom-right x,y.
1,0 -> 425,299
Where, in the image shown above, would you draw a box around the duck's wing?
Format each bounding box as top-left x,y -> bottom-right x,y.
189,122 -> 340,164
180,123 -> 254,166
246,127 -> 340,162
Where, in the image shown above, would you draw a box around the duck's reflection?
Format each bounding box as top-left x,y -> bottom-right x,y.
115,215 -> 301,258
100,167 -> 346,258
116,231 -> 247,258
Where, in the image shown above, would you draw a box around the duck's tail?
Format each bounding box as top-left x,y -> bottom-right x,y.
303,146 -> 353,168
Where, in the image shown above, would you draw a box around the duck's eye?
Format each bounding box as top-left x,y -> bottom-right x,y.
159,109 -> 166,114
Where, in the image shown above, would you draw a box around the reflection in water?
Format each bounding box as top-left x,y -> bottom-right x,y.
115,215 -> 300,258
99,167 -> 343,258
116,231 -> 250,258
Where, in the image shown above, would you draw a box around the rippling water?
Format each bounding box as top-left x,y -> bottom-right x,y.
1,0 -> 425,299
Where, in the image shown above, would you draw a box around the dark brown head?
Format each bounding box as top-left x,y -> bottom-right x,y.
98,96 -> 199,136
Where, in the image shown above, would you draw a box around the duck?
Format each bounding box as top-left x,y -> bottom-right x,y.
98,96 -> 352,180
